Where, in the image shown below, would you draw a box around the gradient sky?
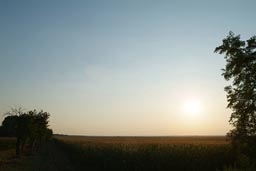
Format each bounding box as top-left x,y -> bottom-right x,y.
0,0 -> 256,136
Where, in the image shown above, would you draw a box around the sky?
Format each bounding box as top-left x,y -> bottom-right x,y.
0,0 -> 256,136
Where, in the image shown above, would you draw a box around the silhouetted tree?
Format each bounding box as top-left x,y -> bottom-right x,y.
1,107 -> 53,156
0,115 -> 17,136
27,110 -> 51,148
215,31 -> 256,159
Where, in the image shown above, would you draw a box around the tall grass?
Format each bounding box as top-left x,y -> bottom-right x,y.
54,138 -> 233,171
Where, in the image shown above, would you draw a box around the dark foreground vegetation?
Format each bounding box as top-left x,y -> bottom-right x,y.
54,137 -> 232,171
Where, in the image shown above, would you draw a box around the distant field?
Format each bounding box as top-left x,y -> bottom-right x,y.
54,135 -> 229,145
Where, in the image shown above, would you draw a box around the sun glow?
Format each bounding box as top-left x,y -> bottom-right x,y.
183,98 -> 202,116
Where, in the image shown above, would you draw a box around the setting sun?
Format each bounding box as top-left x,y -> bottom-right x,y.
183,98 -> 202,116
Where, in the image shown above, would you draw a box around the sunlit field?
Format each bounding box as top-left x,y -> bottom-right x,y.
54,136 -> 233,171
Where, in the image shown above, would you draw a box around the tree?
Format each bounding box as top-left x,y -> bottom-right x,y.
215,31 -> 256,159
0,115 -> 18,136
1,108 -> 53,156
27,110 -> 51,148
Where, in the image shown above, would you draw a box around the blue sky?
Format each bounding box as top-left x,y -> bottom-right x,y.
0,0 -> 256,135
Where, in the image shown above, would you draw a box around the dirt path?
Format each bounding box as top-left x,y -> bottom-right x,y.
0,140 -> 75,171
30,140 -> 75,171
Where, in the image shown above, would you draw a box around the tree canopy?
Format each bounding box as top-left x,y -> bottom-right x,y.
215,31 -> 256,159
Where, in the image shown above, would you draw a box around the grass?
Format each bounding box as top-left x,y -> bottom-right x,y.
54,135 -> 233,171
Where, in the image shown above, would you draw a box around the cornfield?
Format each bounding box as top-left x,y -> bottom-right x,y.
54,136 -> 233,171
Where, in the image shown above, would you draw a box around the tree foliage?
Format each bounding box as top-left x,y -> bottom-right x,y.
215,31 -> 256,159
0,108 -> 53,155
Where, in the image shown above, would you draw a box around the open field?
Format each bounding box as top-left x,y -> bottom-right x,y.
54,135 -> 229,145
0,136 -> 232,171
54,135 -> 232,171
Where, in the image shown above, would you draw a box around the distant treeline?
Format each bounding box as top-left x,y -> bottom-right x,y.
0,108 -> 53,155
